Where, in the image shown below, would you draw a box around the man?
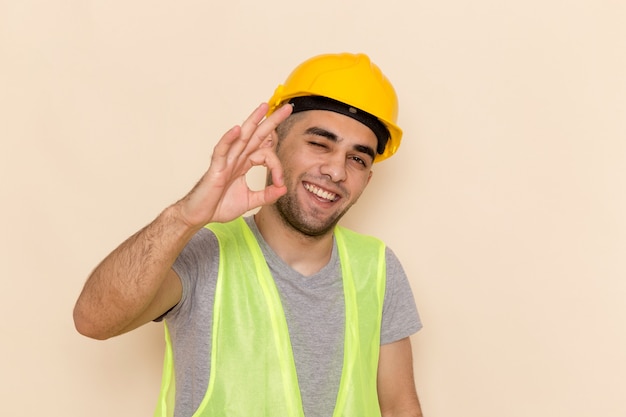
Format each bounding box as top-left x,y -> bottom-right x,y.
74,52 -> 423,417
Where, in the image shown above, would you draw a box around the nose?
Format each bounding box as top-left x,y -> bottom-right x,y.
320,154 -> 347,182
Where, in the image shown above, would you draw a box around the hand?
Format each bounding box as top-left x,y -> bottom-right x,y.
176,102 -> 293,228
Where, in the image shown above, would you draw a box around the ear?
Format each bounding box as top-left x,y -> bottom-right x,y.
366,169 -> 373,185
264,131 -> 280,187
261,130 -> 278,150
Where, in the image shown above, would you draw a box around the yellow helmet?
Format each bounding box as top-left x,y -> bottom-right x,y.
267,53 -> 402,162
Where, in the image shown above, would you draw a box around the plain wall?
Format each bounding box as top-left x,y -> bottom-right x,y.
2,1 -> 625,416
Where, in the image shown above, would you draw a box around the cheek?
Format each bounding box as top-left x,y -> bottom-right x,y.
346,175 -> 371,201
356,170 -> 375,194
351,168 -> 373,186
280,148 -> 316,174
276,141 -> 301,164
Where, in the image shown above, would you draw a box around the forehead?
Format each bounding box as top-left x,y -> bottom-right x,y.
288,110 -> 378,148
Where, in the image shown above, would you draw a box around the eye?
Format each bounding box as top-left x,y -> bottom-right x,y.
308,141 -> 328,149
349,155 -> 368,167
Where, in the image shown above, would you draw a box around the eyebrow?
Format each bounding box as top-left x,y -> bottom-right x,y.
304,126 -> 376,161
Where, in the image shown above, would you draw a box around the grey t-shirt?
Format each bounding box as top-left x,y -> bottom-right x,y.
165,217 -> 422,417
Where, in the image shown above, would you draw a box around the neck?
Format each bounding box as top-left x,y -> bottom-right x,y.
254,206 -> 334,276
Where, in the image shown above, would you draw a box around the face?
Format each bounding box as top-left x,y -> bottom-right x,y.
272,110 -> 377,237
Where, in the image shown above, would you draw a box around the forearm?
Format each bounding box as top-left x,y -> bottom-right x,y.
73,203 -> 198,339
380,393 -> 423,417
381,403 -> 423,417
378,338 -> 424,417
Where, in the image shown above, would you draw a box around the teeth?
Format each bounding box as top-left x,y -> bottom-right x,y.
304,183 -> 337,202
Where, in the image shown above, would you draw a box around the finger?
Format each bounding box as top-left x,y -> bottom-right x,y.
260,182 -> 288,206
210,125 -> 242,169
241,103 -> 293,154
237,103 -> 271,147
215,104 -> 269,166
235,146 -> 284,209
247,179 -> 287,208
210,103 -> 291,175
248,146 -> 284,187
243,102 -> 271,129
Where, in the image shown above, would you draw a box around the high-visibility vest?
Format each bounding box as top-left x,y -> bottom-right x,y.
154,217 -> 386,417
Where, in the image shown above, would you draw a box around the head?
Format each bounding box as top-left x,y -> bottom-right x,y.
264,53 -> 402,236
270,108 -> 378,237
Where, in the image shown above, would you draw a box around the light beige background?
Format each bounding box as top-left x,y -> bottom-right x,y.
2,1 -> 625,416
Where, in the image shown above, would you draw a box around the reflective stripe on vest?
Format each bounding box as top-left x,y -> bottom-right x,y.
154,217 -> 386,417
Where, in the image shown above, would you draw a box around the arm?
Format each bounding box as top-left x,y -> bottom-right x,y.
73,103 -> 293,340
377,337 -> 423,417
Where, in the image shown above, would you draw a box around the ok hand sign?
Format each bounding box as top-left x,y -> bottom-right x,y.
177,102 -> 293,228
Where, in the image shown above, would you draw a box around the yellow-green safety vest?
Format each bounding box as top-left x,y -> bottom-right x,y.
154,217 -> 386,416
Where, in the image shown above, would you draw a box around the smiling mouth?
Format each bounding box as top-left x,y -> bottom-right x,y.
304,182 -> 339,202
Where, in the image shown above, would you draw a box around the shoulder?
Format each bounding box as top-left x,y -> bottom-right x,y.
335,225 -> 381,240
334,225 -> 385,249
384,246 -> 404,273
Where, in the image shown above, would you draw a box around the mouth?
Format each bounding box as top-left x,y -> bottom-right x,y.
303,182 -> 339,202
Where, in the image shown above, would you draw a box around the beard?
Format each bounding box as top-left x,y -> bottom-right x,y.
273,190 -> 342,237
273,175 -> 353,238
